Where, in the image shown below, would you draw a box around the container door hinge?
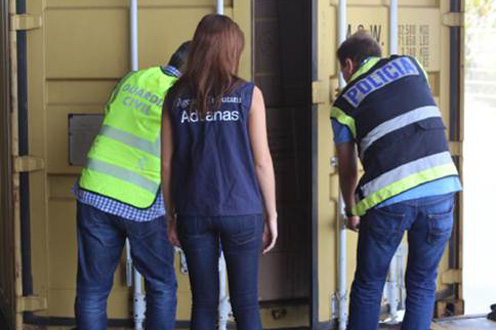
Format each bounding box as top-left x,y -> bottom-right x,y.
10,14 -> 42,31
442,12 -> 464,27
435,299 -> 464,317
312,80 -> 330,105
17,296 -> 47,312
441,269 -> 462,284
14,156 -> 44,173
330,293 -> 338,319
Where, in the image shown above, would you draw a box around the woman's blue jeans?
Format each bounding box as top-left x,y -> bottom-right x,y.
75,202 -> 177,330
177,214 -> 264,330
347,193 -> 455,330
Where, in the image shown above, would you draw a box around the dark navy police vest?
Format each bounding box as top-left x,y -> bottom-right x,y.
331,56 -> 459,216
169,82 -> 263,216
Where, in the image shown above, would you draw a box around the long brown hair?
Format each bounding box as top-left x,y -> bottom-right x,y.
168,14 -> 245,116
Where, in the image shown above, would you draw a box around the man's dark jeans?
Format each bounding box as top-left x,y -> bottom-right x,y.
347,193 -> 455,330
75,202 -> 177,330
177,214 -> 263,330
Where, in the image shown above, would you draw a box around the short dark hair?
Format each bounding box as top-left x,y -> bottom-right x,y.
337,30 -> 382,66
168,41 -> 192,71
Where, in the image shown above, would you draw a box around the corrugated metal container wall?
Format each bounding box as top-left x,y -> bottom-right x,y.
0,1 -> 15,329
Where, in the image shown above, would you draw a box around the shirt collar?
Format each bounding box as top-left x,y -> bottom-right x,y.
162,65 -> 181,78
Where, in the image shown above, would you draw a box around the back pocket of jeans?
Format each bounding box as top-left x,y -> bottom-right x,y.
177,216 -> 202,240
427,202 -> 454,245
367,207 -> 406,245
230,219 -> 257,245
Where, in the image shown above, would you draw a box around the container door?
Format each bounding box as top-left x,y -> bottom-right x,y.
21,0 -> 251,326
311,0 -> 341,328
311,0 -> 465,327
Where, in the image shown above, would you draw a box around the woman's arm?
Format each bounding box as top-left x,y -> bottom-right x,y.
248,86 -> 277,253
161,104 -> 180,246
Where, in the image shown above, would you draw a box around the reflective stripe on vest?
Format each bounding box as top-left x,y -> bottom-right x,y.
100,125 -> 161,157
79,67 -> 177,208
353,163 -> 458,216
359,105 -> 441,159
331,106 -> 357,138
86,158 -> 159,194
361,151 -> 453,197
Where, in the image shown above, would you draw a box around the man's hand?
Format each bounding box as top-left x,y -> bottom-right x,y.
346,215 -> 361,232
167,215 -> 181,247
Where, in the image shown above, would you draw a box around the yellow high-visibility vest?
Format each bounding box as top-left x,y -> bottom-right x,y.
80,67 -> 177,208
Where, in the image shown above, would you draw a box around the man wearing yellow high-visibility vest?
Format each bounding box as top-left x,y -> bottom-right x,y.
73,41 -> 190,330
331,31 -> 461,330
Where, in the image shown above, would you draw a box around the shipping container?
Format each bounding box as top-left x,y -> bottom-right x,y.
0,0 -> 464,329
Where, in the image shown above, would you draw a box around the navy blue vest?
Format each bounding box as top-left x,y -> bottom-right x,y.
331,56 -> 458,215
169,82 -> 263,216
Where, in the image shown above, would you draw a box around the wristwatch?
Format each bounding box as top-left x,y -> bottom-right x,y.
345,209 -> 354,217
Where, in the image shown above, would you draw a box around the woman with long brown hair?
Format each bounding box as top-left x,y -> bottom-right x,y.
161,14 -> 277,330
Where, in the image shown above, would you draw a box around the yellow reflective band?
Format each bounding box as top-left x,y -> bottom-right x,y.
331,106 -> 357,138
361,152 -> 453,197
352,163 -> 459,216
349,57 -> 381,83
413,57 -> 429,86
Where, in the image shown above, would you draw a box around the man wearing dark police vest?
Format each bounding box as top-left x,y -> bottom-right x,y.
73,42 -> 190,330
331,31 -> 462,330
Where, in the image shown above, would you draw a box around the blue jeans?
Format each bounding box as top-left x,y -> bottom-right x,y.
177,214 -> 263,330
75,202 -> 177,330
347,193 -> 455,330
